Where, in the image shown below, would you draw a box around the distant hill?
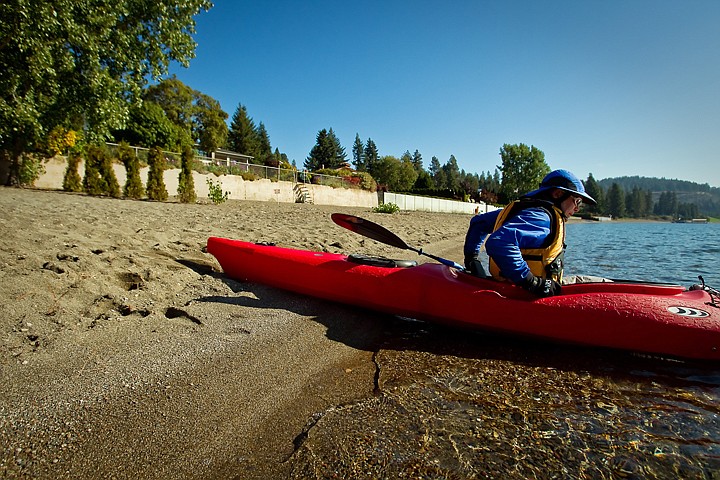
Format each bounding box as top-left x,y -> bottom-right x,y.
597,176 -> 720,217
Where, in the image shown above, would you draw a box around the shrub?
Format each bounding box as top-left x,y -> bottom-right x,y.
206,178 -> 229,205
62,150 -> 83,192
351,171 -> 377,192
83,145 -> 119,197
83,146 -> 104,195
98,147 -> 120,198
46,126 -> 79,157
18,155 -> 45,187
373,202 -> 400,214
119,142 -> 144,199
177,145 -> 197,203
146,146 -> 168,201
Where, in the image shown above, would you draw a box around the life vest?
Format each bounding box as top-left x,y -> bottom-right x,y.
487,198 -> 566,283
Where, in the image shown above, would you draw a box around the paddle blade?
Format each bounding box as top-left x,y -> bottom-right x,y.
331,213 -> 410,250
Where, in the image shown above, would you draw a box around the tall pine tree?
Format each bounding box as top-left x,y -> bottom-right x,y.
227,104 -> 260,162
305,128 -> 346,170
256,122 -> 272,165
352,134 -> 365,171
364,139 -> 379,174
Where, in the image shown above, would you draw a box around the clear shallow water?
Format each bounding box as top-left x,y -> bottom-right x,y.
290,222 -> 720,479
565,221 -> 720,287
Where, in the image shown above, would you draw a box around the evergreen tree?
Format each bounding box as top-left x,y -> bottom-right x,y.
83,146 -> 104,195
227,104 -> 260,162
146,146 -> 168,201
460,172 -> 480,200
607,183 -> 626,218
412,150 -> 423,173
256,122 -> 272,165
583,173 -> 604,215
428,156 -> 442,187
98,147 -> 121,198
645,190 -> 654,216
364,138 -> 379,173
119,142 -> 144,199
82,144 -> 121,197
62,150 -> 83,192
669,191 -> 679,218
177,145 -> 197,203
352,133 -> 365,171
305,128 -> 346,170
443,155 -> 462,193
429,156 -> 447,189
305,129 -> 332,171
413,169 -> 433,189
327,128 -> 347,167
626,186 -> 649,218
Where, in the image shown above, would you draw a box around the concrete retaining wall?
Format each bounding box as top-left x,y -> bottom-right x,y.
382,192 -> 498,215
35,157 -> 378,208
35,157 -> 501,214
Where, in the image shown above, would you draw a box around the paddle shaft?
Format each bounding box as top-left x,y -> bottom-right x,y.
331,213 -> 465,270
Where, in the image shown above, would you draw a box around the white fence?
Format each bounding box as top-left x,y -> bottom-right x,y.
381,192 -> 498,215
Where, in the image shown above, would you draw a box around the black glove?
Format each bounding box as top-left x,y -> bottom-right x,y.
521,272 -> 561,297
464,256 -> 488,278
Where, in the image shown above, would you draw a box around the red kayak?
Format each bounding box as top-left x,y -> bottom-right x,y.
206,237 -> 720,361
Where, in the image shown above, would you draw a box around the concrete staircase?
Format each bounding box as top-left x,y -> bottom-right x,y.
293,183 -> 313,204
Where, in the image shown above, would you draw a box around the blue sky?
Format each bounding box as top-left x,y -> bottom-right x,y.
169,1 -> 720,187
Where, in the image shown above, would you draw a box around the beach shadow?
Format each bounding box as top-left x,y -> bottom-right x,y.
175,258 -> 221,277
196,277 -> 720,386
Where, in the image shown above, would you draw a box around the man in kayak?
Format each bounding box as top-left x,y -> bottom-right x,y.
463,169 -> 599,297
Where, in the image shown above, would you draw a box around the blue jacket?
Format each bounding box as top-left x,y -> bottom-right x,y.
463,207 -> 554,284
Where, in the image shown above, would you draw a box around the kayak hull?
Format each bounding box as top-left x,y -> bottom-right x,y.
206,237 -> 720,361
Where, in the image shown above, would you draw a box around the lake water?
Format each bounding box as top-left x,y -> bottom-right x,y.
565,221 -> 720,287
291,222 -> 720,479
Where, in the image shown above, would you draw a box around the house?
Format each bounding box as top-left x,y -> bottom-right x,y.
209,148 -> 254,166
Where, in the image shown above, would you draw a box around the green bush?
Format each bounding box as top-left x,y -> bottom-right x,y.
83,145 -> 119,197
82,146 -> 103,195
177,145 -> 197,203
18,155 -> 45,187
62,150 -> 83,192
206,178 -> 229,204
146,146 -> 168,201
119,142 -> 144,199
98,147 -> 120,198
372,202 -> 400,214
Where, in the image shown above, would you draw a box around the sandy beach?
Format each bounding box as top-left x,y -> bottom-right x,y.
0,187 -> 470,478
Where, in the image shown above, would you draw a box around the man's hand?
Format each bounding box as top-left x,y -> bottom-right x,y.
521,272 -> 561,297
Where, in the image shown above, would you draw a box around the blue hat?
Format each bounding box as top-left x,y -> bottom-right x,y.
525,169 -> 597,205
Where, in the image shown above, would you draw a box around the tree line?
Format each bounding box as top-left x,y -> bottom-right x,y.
583,176 -> 708,219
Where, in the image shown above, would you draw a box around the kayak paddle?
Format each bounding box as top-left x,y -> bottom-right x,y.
331,213 -> 465,270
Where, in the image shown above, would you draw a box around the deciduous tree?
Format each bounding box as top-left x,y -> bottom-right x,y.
1,0 -> 213,185
498,144 -> 550,202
